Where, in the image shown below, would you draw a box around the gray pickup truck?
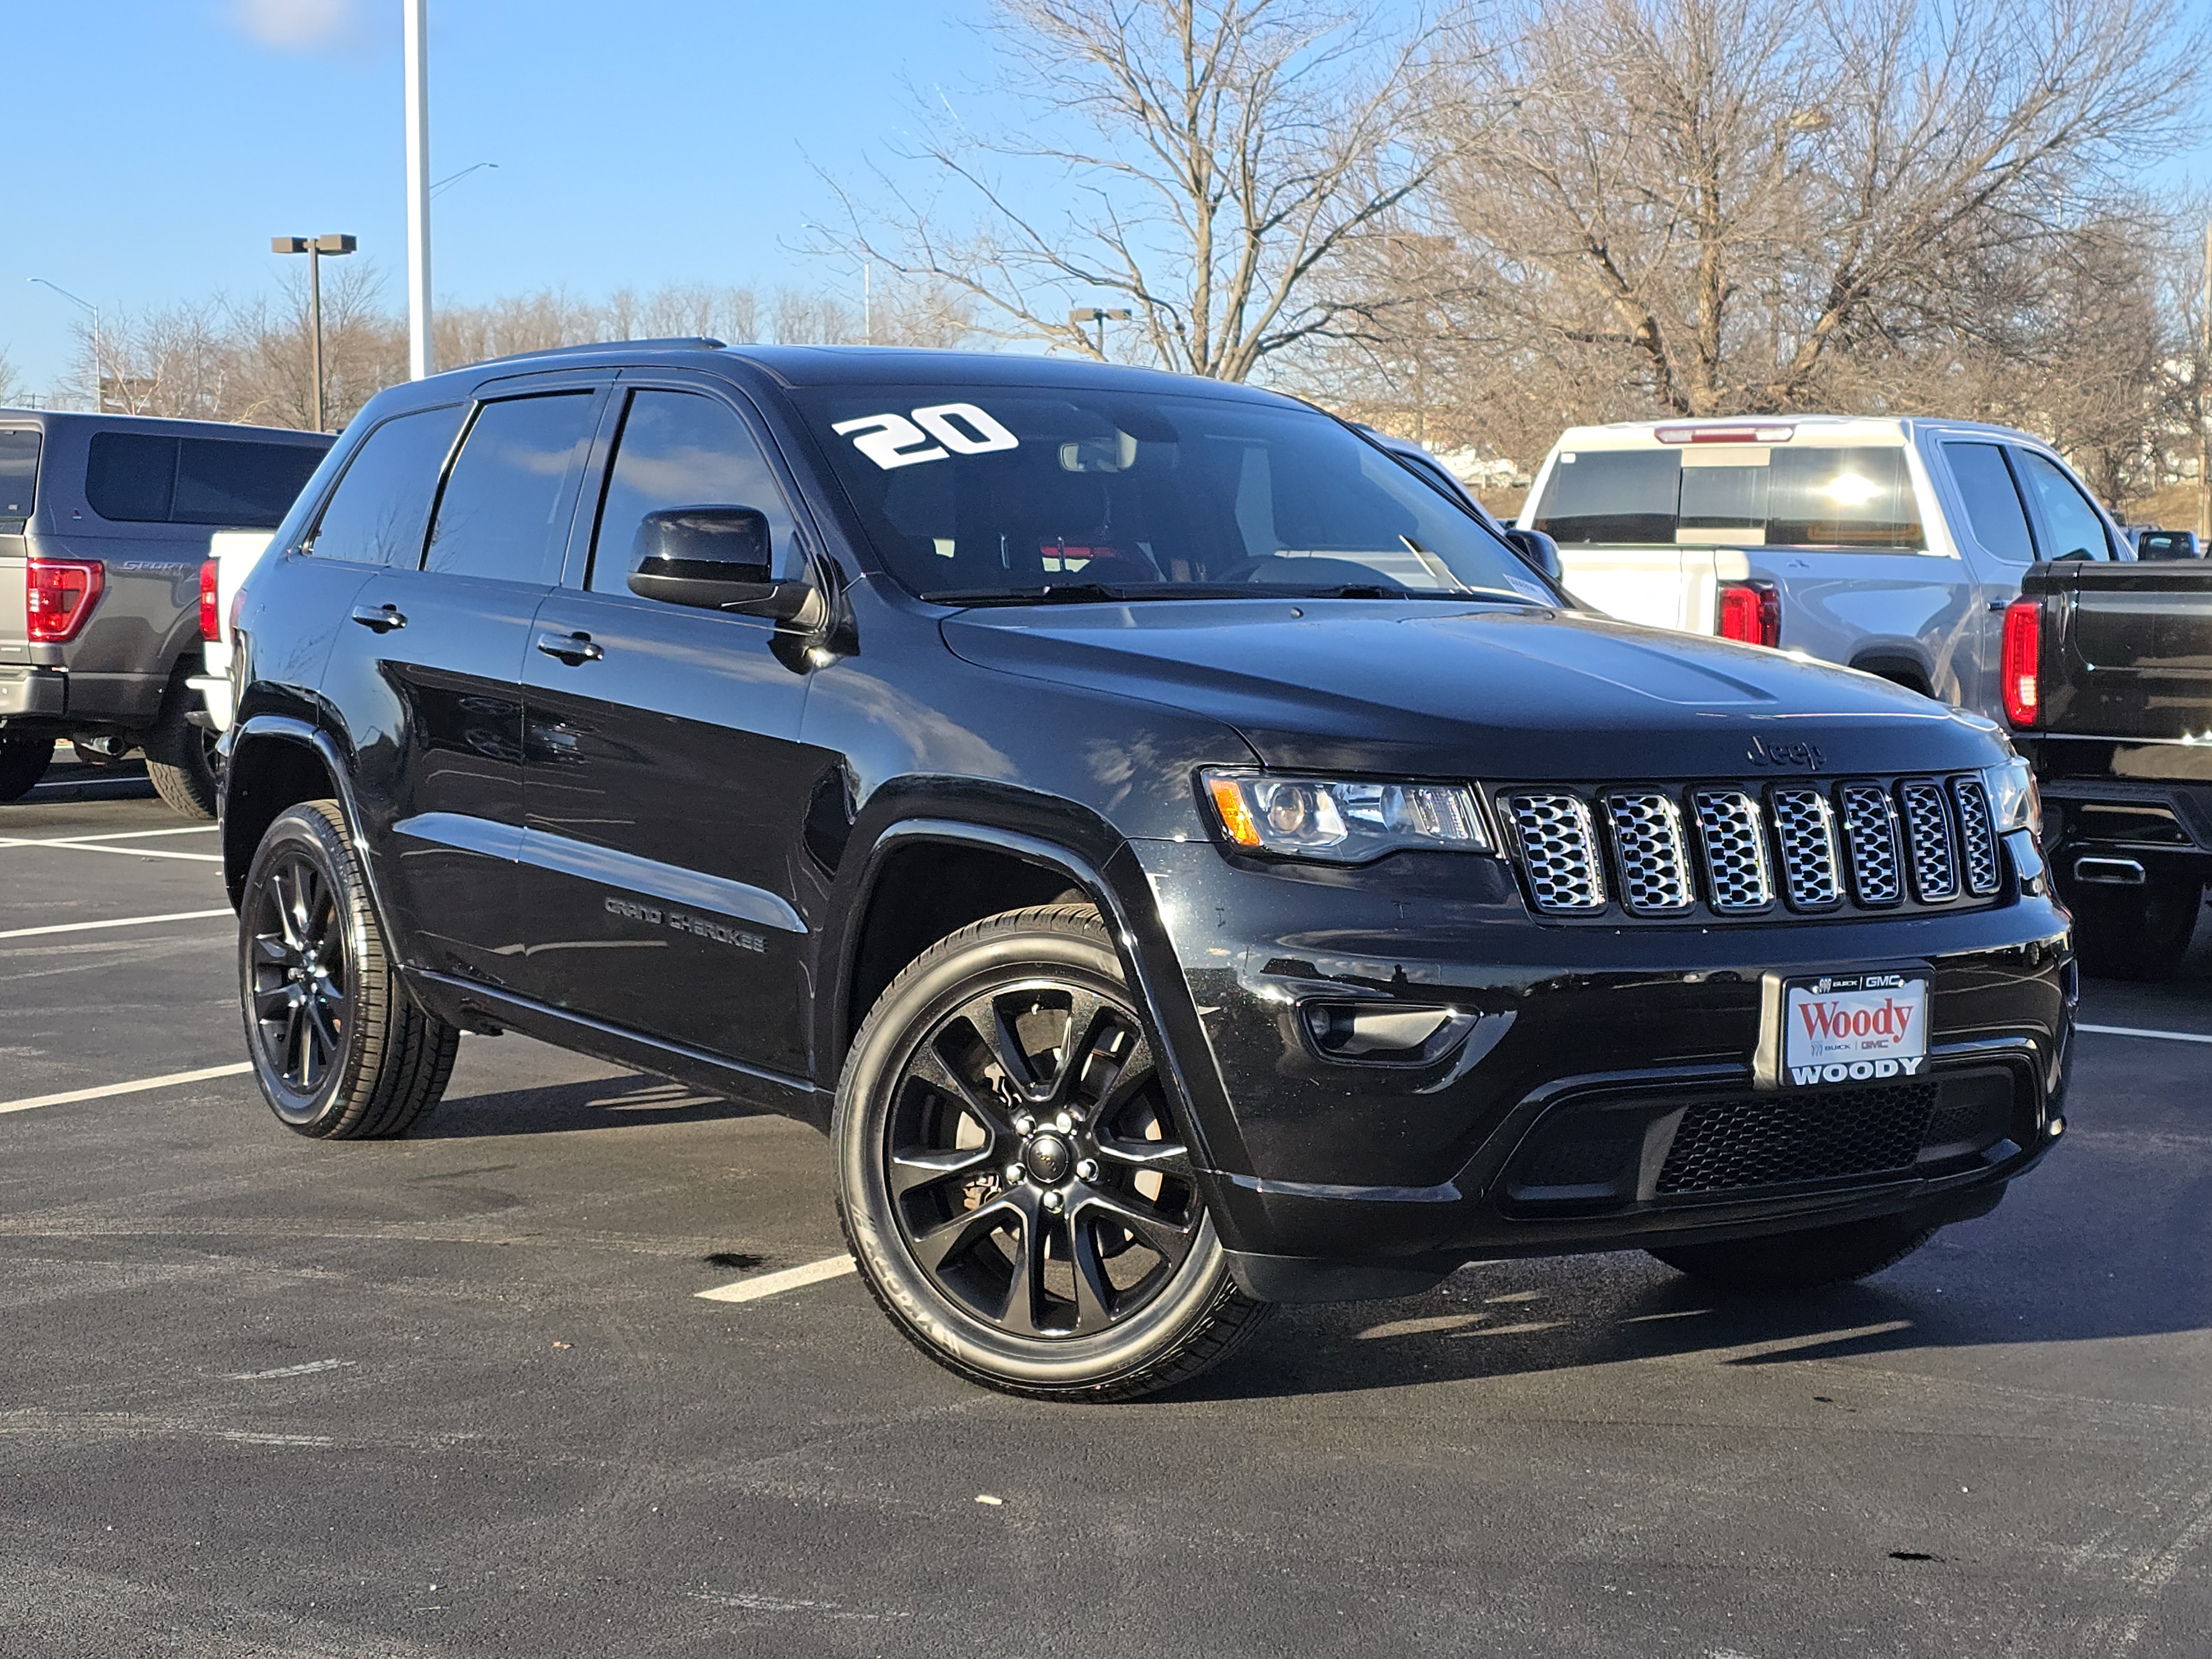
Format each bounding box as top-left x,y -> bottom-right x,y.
0,411 -> 332,814
2009,557 -> 2212,977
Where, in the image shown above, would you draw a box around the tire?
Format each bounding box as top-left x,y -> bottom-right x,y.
238,801 -> 458,1139
834,904 -> 1270,1401
1647,1207 -> 1943,1293
142,680 -> 219,820
0,735 -> 54,802
2067,877 -> 2203,982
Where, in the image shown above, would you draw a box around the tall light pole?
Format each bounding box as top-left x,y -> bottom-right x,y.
403,0 -> 434,379
27,278 -> 101,411
272,235 -> 357,432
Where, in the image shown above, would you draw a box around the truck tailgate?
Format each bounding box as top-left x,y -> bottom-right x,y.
2031,564 -> 2212,741
1556,545 -> 1743,635
0,538 -> 24,663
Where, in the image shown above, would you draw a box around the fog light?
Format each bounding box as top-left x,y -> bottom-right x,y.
1302,1002 -> 1460,1061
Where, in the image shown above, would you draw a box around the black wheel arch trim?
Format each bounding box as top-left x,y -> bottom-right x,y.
222,713 -> 383,923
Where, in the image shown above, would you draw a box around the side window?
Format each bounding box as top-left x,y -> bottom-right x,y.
425,393 -> 598,584
85,432 -> 178,521
0,429 -> 39,521
171,440 -> 326,528
1941,441 -> 2036,564
588,389 -> 797,594
306,404 -> 468,566
2013,450 -> 2114,561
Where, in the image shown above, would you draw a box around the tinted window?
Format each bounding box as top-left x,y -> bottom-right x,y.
425,394 -> 597,584
1943,442 -> 2035,562
795,384 -> 1547,601
307,405 -> 468,567
0,429 -> 38,519
1534,449 -> 1680,544
2014,450 -> 2113,561
589,390 -> 796,594
85,432 -> 330,527
1765,446 -> 1921,548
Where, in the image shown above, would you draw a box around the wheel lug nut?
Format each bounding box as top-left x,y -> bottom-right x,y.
1076,1159 -> 1099,1182
1014,1115 -> 1035,1136
1040,1190 -> 1064,1212
1053,1112 -> 1074,1132
1004,1164 -> 1024,1187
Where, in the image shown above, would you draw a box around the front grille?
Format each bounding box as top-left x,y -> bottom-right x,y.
1500,773 -> 2003,922
1656,1083 -> 1939,1194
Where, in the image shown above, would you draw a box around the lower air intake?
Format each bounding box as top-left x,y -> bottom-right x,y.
1656,1083 -> 1940,1195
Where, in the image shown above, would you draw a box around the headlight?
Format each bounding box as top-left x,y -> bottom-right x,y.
1201,770 -> 1490,862
1984,757 -> 2040,836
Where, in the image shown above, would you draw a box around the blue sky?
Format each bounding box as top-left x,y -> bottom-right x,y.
4,0 -> 992,392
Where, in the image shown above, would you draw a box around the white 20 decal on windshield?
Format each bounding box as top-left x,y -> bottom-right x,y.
832,403 -> 1021,470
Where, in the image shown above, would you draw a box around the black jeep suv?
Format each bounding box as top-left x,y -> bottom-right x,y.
221,341 -> 2074,1399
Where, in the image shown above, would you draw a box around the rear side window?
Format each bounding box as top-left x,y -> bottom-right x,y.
425,394 -> 597,585
85,432 -> 327,527
2013,450 -> 2114,561
306,404 -> 468,567
589,389 -> 797,594
0,429 -> 38,521
1942,442 -> 2035,563
1764,447 -> 1920,548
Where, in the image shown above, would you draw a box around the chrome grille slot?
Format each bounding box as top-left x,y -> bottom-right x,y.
1506,792 -> 1607,914
1898,780 -> 1959,901
1604,791 -> 1694,915
1691,789 -> 1774,912
1950,778 -> 2002,895
1839,783 -> 1902,906
1769,787 -> 1841,910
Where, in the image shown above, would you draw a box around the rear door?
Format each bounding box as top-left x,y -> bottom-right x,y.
1933,437 -> 2040,718
514,377 -> 822,1079
317,380 -> 606,985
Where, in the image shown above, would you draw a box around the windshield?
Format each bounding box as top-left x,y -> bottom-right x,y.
792,383 -> 1551,603
1534,444 -> 1922,549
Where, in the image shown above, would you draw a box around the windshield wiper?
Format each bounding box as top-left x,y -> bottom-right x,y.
923,581 -> 1546,607
924,583 -> 1132,606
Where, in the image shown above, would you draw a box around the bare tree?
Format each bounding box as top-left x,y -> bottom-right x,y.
826,0 -> 1446,380
0,346 -> 24,407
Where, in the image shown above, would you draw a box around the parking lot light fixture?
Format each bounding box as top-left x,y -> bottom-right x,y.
270,234 -> 358,432
27,278 -> 101,411
1069,305 -> 1133,359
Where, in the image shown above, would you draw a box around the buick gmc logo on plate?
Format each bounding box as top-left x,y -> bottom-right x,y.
1747,735 -> 1823,769
1783,971 -> 1929,1086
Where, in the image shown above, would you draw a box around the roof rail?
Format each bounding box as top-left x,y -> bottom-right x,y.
472,335 -> 728,368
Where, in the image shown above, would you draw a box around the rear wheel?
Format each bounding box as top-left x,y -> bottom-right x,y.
143,682 -> 219,820
0,735 -> 54,802
2067,876 -> 2203,981
1647,1207 -> 1943,1293
239,801 -> 457,1139
834,904 -> 1269,1401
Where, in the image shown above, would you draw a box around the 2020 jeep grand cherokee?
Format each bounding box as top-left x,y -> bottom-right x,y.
220,342 -> 2074,1399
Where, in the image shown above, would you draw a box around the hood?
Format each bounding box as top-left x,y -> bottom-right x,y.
940,599 -> 2002,780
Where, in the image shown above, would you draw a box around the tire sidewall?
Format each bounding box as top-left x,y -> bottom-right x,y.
238,805 -> 375,1135
834,917 -> 1236,1392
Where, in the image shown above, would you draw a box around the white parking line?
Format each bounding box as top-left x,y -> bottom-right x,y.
0,907 -> 233,941
0,837 -> 223,863
0,1062 -> 253,1117
2078,1022 -> 2212,1047
0,826 -> 220,843
695,1255 -> 857,1303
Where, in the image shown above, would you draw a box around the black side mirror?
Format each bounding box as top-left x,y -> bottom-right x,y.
2136,528 -> 2203,561
1504,526 -> 1564,583
627,506 -> 815,618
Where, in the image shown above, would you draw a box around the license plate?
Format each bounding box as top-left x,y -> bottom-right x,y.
1781,971 -> 1930,1087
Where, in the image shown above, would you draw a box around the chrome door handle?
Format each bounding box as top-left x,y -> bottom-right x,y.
536,630 -> 603,664
349,603 -> 406,633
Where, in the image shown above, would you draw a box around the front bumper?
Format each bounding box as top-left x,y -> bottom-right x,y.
1131,838 -> 2074,1293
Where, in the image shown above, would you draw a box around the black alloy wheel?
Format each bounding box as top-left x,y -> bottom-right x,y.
247,849 -> 352,1101
836,905 -> 1268,1400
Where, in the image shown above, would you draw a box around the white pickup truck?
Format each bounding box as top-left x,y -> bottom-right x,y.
1515,415 -> 2136,720
186,530 -> 273,734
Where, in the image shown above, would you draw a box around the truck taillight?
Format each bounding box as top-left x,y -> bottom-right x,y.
25,559 -> 105,644
2002,599 -> 2042,727
1718,580 -> 1781,648
199,559 -> 220,641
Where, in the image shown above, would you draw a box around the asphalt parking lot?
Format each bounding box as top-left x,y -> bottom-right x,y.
2,765 -> 2208,1659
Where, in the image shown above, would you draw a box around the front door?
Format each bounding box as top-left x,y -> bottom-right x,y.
516,380 -> 823,1080
319,383 -> 604,984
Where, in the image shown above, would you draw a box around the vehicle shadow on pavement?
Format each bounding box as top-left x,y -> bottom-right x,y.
413,1073 -> 767,1138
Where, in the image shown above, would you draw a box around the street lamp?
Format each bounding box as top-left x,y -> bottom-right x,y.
1070,306 -> 1131,359
271,234 -> 358,432
27,278 -> 101,411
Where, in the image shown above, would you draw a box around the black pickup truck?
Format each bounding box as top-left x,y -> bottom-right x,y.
2007,560 -> 2212,977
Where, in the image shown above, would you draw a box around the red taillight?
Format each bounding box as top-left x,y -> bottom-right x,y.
199,559 -> 220,641
25,559 -> 105,644
1718,580 -> 1781,648
2002,598 -> 2042,727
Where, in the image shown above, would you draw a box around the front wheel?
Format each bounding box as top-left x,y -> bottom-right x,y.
238,801 -> 458,1138
1647,1207 -> 1944,1293
834,904 -> 1269,1401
